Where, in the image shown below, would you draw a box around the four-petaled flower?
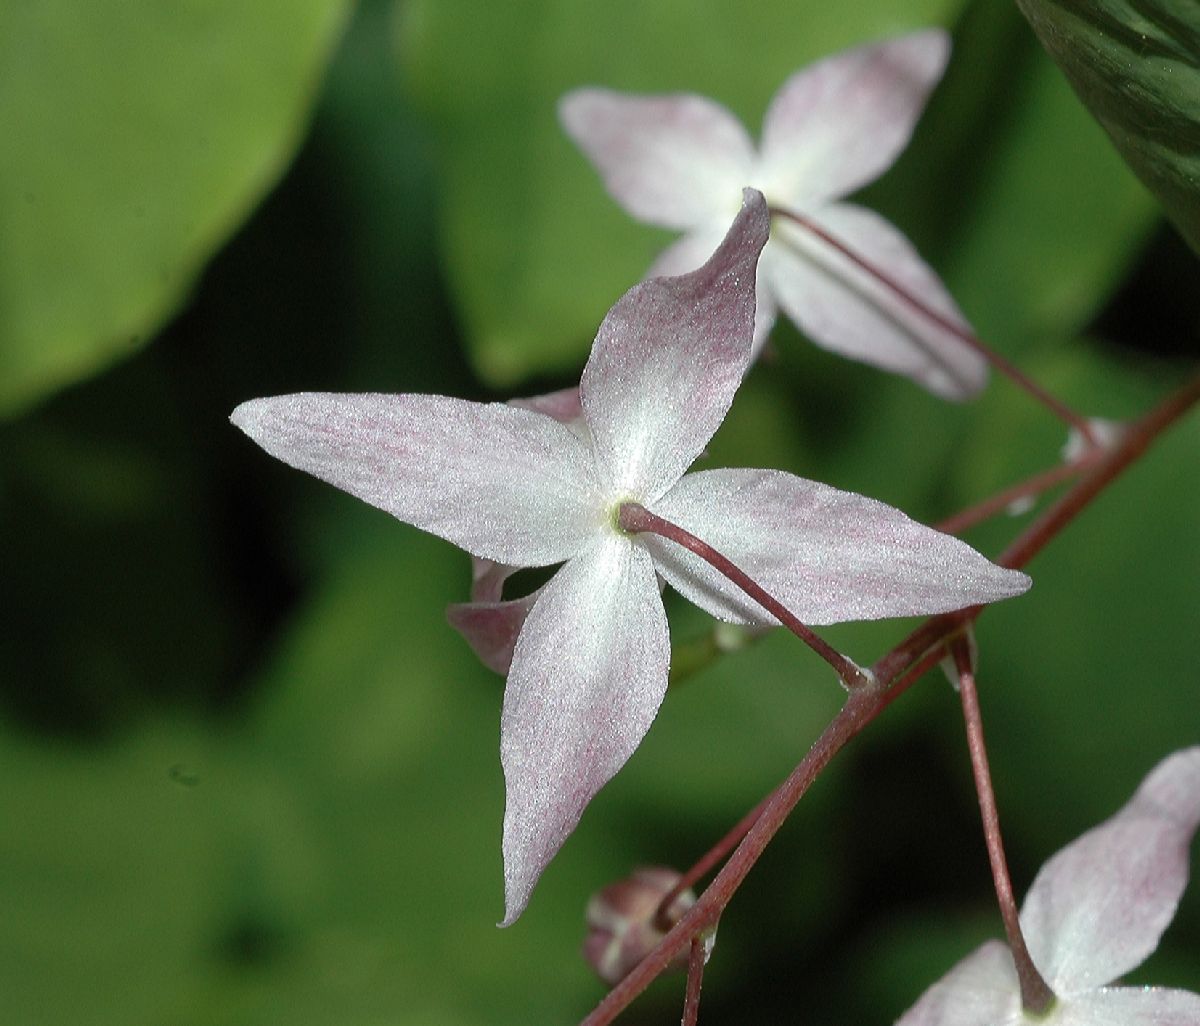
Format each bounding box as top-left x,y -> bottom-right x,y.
897,747 -> 1200,1026
231,190 -> 1029,926
561,29 -> 984,399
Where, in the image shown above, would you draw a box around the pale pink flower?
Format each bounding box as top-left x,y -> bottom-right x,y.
231,191 -> 1028,925
561,29 -> 983,399
897,747 -> 1200,1026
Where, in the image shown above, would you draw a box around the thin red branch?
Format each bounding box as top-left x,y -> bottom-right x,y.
680,936 -> 707,1026
951,639 -> 1055,1014
933,458 -> 1091,536
654,792 -> 775,932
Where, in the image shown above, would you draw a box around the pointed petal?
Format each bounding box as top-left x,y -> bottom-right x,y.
1020,747 -> 1200,993
446,591 -> 539,675
509,386 -> 585,433
765,203 -> 986,399
500,535 -> 669,924
758,30 -> 950,206
895,940 -> 1022,1026
467,557 -> 514,604
646,224 -> 779,357
230,393 -> 601,566
644,468 -> 1029,626
1055,987 -> 1200,1026
560,88 -> 755,230
581,190 -> 769,501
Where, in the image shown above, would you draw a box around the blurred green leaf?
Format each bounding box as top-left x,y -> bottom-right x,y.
401,0 -> 964,385
0,0 -> 351,417
1015,0 -> 1200,254
0,725 -> 237,1025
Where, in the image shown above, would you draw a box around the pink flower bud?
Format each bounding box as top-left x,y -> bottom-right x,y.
582,866 -> 714,985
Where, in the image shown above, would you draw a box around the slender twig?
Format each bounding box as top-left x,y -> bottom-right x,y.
579,372 -> 1200,1026
654,791 -> 775,932
951,638 -> 1055,1014
618,502 -> 871,690
997,370 -> 1200,571
933,458 -> 1092,536
770,206 -> 1097,444
680,936 -> 707,1026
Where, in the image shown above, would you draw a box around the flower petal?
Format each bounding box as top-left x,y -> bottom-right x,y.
230,393 -> 601,566
758,29 -> 950,207
581,190 -> 769,501
499,535 -> 669,925
1054,987 -> 1200,1026
765,203 -> 986,399
560,88 -> 755,230
644,468 -> 1029,626
446,591 -> 539,675
1019,747 -> 1200,994
509,385 -> 588,439
894,940 -> 1022,1026
646,223 -> 779,357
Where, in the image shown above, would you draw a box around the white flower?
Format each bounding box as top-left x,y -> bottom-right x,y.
230,190 -> 1028,925
561,29 -> 983,399
897,747 -> 1200,1025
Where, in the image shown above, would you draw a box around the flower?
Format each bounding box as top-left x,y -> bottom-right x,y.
560,29 -> 983,399
896,747 -> 1200,1026
230,190 -> 1028,925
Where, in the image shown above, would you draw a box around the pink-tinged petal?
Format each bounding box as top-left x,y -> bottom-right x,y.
758,29 -> 950,206
1055,986 -> 1200,1025
581,190 -> 769,501
765,203 -> 986,399
446,591 -> 539,675
499,535 -> 669,925
467,557 -> 514,604
647,224 -> 779,357
644,468 -> 1029,627
560,88 -> 755,230
230,393 -> 602,567
895,940 -> 1022,1026
1020,747 -> 1200,994
509,386 -> 587,438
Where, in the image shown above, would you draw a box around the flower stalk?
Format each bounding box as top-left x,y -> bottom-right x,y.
617,502 -> 873,690
950,637 -> 1055,1015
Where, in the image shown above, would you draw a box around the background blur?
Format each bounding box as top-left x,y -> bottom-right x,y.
1,1 -> 1197,1023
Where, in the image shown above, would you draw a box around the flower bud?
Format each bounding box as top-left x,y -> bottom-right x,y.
582,866 -> 716,985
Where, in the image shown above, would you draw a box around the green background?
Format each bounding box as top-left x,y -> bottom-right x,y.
1,0 -> 1197,1023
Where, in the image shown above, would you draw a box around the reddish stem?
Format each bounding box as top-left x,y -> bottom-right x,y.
933,457 -> 1092,536
618,502 -> 871,690
654,791 -> 775,932
951,638 -> 1055,1014
770,207 -> 1097,444
680,936 -> 707,1026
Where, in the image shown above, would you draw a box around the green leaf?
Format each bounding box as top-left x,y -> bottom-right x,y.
0,0 -> 350,417
1015,0 -> 1200,254
401,0 -> 965,386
